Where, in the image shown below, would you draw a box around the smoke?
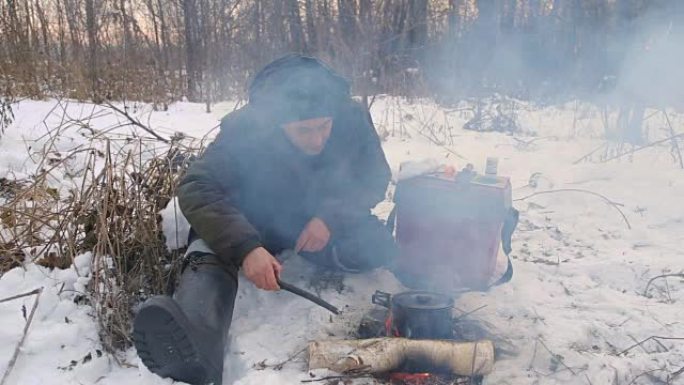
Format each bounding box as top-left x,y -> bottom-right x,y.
425,2 -> 684,109
614,17 -> 684,109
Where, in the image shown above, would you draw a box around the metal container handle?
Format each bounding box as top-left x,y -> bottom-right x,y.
372,290 -> 392,308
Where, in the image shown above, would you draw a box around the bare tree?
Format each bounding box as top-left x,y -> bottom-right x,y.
0,0 -> 678,107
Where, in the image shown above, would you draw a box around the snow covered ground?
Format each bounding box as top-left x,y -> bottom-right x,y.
0,97 -> 683,385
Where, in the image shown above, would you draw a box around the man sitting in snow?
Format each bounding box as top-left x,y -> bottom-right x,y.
132,54 -> 397,384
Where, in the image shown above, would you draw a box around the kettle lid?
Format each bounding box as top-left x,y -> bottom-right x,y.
392,291 -> 453,310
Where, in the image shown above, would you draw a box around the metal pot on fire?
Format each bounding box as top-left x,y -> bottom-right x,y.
371,290 -> 454,340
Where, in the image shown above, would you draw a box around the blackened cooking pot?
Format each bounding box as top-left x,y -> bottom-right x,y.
372,290 -> 454,339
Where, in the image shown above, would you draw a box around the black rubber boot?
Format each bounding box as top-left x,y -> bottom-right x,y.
133,254 -> 238,384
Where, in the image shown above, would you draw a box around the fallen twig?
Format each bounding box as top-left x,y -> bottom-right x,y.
643,273 -> 684,297
599,133 -> 684,163
627,334 -> 652,354
573,143 -> 608,164
671,366 -> 684,380
662,110 -> 684,169
537,338 -> 576,375
626,368 -> 668,385
254,347 -> 307,371
514,188 -> 631,229
617,336 -> 684,356
512,136 -> 556,150
301,374 -> 372,383
0,288 -> 42,304
528,339 -> 539,370
0,287 -> 43,385
454,305 -> 488,321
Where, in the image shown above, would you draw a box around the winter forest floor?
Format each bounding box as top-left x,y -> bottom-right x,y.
0,97 -> 683,385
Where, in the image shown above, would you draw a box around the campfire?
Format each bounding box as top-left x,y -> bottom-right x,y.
306,164 -> 511,384
307,290 -> 494,385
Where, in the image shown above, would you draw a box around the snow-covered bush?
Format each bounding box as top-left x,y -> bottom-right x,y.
0,102 -> 205,351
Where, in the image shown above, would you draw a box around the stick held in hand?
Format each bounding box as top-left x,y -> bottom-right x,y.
277,279 -> 340,315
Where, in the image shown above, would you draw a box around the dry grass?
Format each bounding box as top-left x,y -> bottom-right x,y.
0,100 -> 209,352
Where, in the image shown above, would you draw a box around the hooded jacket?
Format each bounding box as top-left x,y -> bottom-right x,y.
177,55 -> 391,266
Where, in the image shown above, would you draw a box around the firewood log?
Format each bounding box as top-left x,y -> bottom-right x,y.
308,338 -> 494,376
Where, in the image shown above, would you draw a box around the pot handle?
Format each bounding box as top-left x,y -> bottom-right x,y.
372,290 -> 391,308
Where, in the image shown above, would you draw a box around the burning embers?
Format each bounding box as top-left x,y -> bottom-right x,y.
388,372 -> 473,385
370,290 -> 486,384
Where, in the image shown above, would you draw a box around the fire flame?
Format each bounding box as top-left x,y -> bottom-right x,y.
389,372 -> 434,385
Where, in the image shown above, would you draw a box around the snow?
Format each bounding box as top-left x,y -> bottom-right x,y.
1,97 -> 683,385
161,197 -> 191,252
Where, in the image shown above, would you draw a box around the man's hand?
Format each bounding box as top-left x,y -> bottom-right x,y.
242,247 -> 282,291
296,217 -> 331,253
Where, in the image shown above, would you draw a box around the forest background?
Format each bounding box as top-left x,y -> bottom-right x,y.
1,0 -> 682,112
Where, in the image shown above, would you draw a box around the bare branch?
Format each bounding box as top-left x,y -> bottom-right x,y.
0,287 -> 43,385
643,273 -> 684,297
662,110 -> 684,169
599,133 -> 684,164
617,336 -> 684,356
103,102 -> 169,143
536,338 -> 577,376
0,288 -> 43,304
514,188 -> 631,229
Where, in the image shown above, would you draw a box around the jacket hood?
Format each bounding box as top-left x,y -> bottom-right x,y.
248,54 -> 351,124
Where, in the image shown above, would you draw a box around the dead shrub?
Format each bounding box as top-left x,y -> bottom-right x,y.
0,101 -> 210,353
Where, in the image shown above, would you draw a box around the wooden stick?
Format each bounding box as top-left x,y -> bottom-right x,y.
301,374 -> 372,383
0,287 -> 43,385
277,279 -> 340,315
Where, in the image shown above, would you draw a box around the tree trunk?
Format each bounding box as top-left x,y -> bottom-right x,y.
286,0 -> 305,51
304,0 -> 317,53
55,0 -> 67,88
64,0 -> 83,65
406,0 -> 428,59
34,0 -> 51,81
338,0 -> 357,46
318,0 -> 332,55
85,0 -> 99,101
183,0 -> 202,101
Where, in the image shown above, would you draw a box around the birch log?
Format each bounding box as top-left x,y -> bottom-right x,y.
308,338 -> 494,376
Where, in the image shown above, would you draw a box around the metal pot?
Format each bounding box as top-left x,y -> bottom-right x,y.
372,290 -> 454,339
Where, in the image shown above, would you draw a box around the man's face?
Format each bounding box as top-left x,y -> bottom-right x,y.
282,117 -> 333,155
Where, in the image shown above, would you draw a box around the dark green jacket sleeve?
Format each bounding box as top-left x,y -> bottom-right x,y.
177,118 -> 262,266
316,103 -> 391,225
